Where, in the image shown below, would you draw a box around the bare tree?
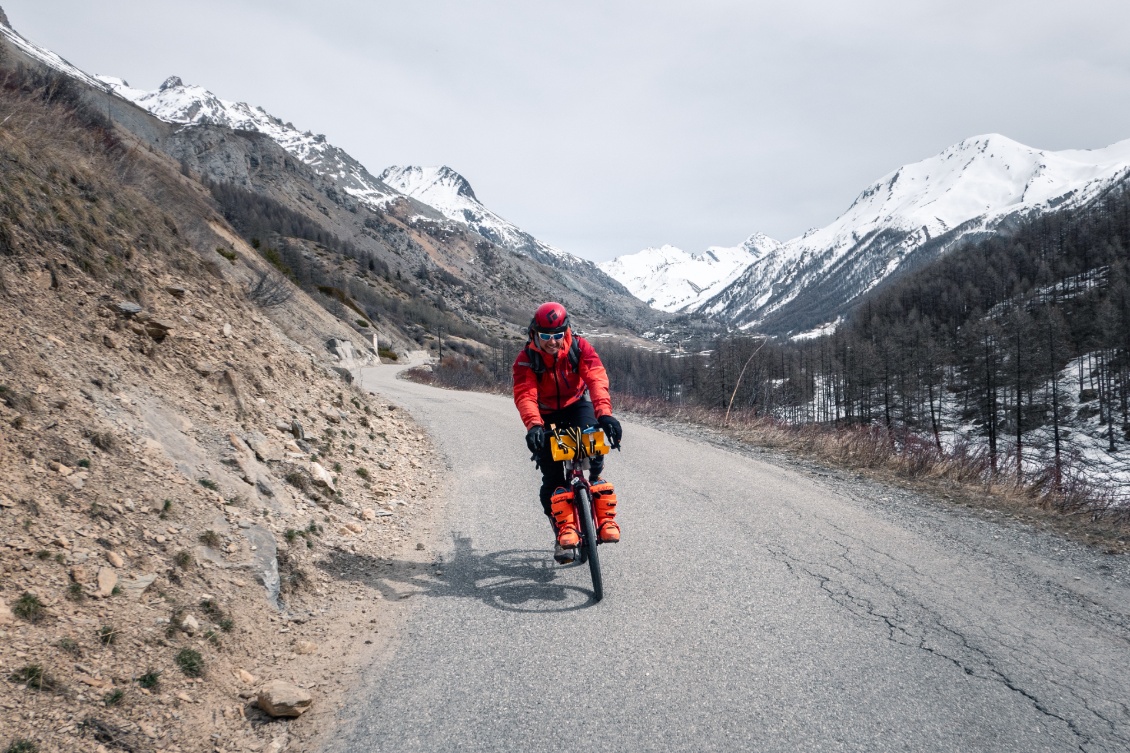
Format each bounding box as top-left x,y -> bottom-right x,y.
245,270 -> 294,308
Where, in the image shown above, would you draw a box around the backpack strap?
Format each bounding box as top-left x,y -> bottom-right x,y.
523,344 -> 546,375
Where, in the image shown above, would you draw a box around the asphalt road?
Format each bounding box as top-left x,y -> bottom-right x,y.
330,363 -> 1130,753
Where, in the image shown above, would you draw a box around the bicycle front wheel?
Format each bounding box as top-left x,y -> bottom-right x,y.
576,487 -> 603,602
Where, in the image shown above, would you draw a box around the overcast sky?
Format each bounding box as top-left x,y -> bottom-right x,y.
5,1 -> 1130,261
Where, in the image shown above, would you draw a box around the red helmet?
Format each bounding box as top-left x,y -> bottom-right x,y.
531,301 -> 569,334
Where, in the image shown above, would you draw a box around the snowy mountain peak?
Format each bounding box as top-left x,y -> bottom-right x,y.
599,240 -> 768,312
379,165 -> 479,203
98,74 -> 400,208
694,133 -> 1130,334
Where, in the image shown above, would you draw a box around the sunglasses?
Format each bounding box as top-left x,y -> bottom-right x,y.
537,331 -> 565,342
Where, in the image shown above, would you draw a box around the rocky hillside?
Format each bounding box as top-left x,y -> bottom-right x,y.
0,6 -> 662,363
0,34 -> 444,753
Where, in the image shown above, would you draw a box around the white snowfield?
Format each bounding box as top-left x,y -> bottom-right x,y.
603,134 -> 1130,329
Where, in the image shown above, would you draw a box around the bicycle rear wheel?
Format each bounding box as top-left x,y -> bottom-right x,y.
576,487 -> 603,601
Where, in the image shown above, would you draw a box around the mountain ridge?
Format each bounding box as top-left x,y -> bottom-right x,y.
602,133 -> 1130,335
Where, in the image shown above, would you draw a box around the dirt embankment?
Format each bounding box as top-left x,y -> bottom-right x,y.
0,73 -> 443,753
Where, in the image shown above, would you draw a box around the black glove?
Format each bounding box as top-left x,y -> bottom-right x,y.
598,415 -> 622,446
526,425 -> 547,455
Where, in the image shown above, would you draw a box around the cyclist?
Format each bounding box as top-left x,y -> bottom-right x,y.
513,302 -> 624,564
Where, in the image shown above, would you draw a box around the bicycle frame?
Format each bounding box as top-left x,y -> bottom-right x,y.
547,425 -> 611,601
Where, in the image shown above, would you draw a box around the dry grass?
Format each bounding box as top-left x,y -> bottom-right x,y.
403,355 -> 509,395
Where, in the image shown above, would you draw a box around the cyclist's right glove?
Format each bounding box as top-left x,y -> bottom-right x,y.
525,425 -> 547,455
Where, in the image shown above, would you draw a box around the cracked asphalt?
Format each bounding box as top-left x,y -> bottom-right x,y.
331,365 -> 1130,753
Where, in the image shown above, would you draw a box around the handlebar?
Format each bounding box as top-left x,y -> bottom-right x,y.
529,425 -> 620,466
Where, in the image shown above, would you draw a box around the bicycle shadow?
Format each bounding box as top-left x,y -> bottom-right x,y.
313,533 -> 599,613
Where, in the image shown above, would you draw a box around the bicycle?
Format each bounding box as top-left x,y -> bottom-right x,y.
542,424 -> 616,602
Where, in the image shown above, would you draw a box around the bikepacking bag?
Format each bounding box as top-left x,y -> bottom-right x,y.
549,427 -> 611,461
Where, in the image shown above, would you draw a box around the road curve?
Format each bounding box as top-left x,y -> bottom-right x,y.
328,363 -> 1130,753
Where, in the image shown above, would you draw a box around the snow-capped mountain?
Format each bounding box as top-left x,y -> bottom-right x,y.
378,165 -> 591,272
705,134 -> 1130,334
598,235 -> 781,312
0,11 -> 111,93
603,133 -> 1130,334
99,75 -> 400,208
98,76 -> 622,283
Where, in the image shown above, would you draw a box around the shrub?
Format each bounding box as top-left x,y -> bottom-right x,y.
355,467 -> 370,480
175,648 -> 205,678
9,664 -> 58,692
5,740 -> 39,753
98,625 -> 118,645
216,247 -> 237,263
198,478 -> 219,491
198,530 -> 221,548
173,550 -> 194,569
103,689 -> 124,706
87,430 -> 117,451
12,592 -> 45,623
246,269 -> 293,308
137,670 -> 160,689
66,582 -> 85,602
56,637 -> 81,656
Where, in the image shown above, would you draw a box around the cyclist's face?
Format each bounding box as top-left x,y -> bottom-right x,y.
538,330 -> 566,354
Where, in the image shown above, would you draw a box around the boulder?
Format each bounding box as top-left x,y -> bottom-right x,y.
247,432 -> 284,462
309,462 -> 335,491
96,567 -> 118,597
114,301 -> 142,316
145,320 -> 176,342
257,680 -> 313,718
119,573 -> 158,600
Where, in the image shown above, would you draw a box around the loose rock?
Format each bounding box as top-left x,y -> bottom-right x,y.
294,640 -> 318,655
257,680 -> 313,718
97,567 -> 118,597
119,573 -> 157,600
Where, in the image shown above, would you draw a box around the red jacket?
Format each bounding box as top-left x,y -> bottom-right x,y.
512,332 -> 612,430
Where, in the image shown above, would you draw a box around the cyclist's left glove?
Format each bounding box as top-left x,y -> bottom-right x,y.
598,415 -> 622,446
